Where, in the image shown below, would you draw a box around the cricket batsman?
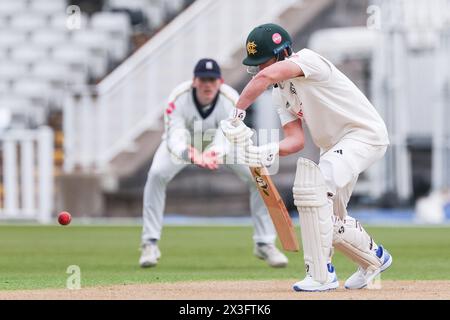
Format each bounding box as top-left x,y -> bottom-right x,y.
220,24 -> 393,291
139,58 -> 288,268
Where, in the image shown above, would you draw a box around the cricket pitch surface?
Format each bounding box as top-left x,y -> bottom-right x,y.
1,280 -> 450,300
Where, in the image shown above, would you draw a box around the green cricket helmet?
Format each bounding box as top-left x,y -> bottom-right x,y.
243,23 -> 293,66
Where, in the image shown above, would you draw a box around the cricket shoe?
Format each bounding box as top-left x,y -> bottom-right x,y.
344,245 -> 393,289
292,263 -> 339,292
139,243 -> 161,268
254,243 -> 288,268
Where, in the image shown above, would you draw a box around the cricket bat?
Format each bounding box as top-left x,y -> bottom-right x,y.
250,167 -> 300,252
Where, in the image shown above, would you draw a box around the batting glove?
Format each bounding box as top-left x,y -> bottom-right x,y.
237,142 -> 280,168
221,107 -> 251,141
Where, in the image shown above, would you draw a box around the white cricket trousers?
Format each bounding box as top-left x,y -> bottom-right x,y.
318,138 -> 388,219
141,141 -> 277,245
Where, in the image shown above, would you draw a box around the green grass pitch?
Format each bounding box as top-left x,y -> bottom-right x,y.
1,225 -> 450,290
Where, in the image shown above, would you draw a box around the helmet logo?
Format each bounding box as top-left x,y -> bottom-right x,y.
247,41 -> 257,55
272,33 -> 282,44
206,61 -> 213,69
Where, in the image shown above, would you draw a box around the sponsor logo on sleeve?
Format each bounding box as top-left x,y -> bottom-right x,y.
290,82 -> 297,95
166,102 -> 176,114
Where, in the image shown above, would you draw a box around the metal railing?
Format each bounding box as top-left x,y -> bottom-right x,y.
0,127 -> 54,222
63,0 -> 297,173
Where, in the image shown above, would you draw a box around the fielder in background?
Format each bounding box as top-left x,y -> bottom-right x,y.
139,58 -> 288,268
221,24 -> 393,291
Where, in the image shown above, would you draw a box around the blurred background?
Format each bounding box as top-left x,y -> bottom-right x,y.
0,0 -> 449,224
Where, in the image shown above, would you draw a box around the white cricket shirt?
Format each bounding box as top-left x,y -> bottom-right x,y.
163,81 -> 238,160
273,48 -> 389,150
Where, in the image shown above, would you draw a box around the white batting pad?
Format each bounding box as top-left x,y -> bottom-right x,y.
333,216 -> 382,271
293,157 -> 333,283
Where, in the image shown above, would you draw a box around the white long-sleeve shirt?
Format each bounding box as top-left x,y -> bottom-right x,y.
273,49 -> 389,151
163,80 -> 239,160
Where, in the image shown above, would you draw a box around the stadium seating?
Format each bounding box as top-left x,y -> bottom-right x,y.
29,0 -> 68,14
0,0 -> 190,120
0,108 -> 12,131
50,12 -> 89,30
0,30 -> 28,48
0,1 -> 133,120
0,0 -> 28,16
0,81 -> 10,96
107,0 -> 165,29
0,0 -> 191,190
0,95 -> 44,128
31,29 -> 68,47
0,0 -> 194,219
11,45 -> 49,64
12,79 -> 52,102
90,12 -> 131,61
10,13 -> 49,31
71,30 -> 110,77
0,63 -> 30,80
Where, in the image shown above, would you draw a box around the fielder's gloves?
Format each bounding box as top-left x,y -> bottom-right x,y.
220,108 -> 253,146
237,142 -> 280,168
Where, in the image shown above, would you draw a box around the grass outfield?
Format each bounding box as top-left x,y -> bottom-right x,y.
0,225 -> 450,290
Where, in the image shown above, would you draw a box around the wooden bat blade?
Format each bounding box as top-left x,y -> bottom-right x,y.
250,167 -> 300,252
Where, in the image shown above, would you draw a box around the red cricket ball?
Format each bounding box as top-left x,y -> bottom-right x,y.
58,211 -> 72,225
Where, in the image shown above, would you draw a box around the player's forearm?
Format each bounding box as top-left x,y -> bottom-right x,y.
166,129 -> 190,160
279,135 -> 304,156
235,73 -> 273,110
206,129 -> 228,158
165,113 -> 191,160
167,141 -> 189,161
